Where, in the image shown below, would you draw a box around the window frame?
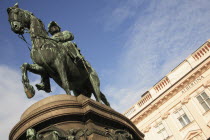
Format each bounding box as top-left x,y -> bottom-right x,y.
174,108 -> 191,128
155,122 -> 170,140
196,91 -> 210,112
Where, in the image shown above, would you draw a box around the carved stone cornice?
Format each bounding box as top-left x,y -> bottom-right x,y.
133,59 -> 209,123
181,96 -> 191,105
142,126 -> 151,133
27,126 -> 134,140
207,121 -> 210,128
203,79 -> 210,88
161,112 -> 170,120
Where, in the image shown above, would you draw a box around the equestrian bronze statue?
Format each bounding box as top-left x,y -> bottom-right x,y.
7,3 -> 110,106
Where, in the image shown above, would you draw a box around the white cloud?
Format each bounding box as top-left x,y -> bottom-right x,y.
102,0 -> 210,113
103,0 -> 145,31
104,86 -> 148,113
0,65 -> 50,139
2,2 -> 210,138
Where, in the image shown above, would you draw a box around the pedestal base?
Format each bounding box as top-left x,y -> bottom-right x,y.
9,94 -> 144,140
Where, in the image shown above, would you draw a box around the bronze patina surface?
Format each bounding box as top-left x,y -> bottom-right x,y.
7,3 -> 110,106
7,3 -> 145,140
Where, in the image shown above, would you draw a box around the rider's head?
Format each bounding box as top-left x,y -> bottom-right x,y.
48,21 -> 61,35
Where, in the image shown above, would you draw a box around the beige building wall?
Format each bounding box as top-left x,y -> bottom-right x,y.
124,40 -> 210,140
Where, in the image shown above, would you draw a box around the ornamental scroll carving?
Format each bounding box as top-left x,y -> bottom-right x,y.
181,96 -> 191,105
161,112 -> 170,120
207,121 -> 210,128
26,126 -> 133,140
142,126 -> 151,133
204,80 -> 210,88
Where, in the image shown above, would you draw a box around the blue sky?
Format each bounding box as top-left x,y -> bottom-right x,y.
1,0 -> 210,139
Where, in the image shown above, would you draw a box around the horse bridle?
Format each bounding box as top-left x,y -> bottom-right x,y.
8,9 -> 31,51
9,8 -> 59,44
9,16 -> 58,51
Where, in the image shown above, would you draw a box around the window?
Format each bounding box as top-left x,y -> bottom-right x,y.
175,108 -> 191,127
196,92 -> 210,112
155,122 -> 169,140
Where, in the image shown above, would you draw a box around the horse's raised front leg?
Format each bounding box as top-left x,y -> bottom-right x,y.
27,64 -> 51,93
21,63 -> 35,98
21,63 -> 50,98
55,59 -> 71,95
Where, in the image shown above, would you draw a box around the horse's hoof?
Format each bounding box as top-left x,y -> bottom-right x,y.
36,84 -> 51,93
106,102 -> 111,107
35,83 -> 44,90
24,85 -> 35,99
66,93 -> 71,95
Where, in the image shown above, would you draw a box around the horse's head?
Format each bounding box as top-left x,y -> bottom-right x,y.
7,3 -> 31,35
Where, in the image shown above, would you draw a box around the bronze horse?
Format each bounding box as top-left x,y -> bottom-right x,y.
7,3 -> 110,106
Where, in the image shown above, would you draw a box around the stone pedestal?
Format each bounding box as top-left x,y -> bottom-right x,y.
9,94 -> 144,140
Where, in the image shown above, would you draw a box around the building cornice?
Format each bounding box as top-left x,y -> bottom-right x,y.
181,95 -> 191,105
161,112 -> 170,120
133,57 -> 210,124
203,79 -> 210,88
142,126 -> 151,133
125,41 -> 210,119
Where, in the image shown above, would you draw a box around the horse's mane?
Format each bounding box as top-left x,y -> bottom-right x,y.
24,9 -> 48,35
37,18 -> 48,35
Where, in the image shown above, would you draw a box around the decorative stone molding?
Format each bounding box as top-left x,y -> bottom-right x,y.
153,121 -> 158,128
137,93 -> 152,107
154,77 -> 170,92
142,126 -> 151,133
167,92 -> 173,98
207,121 -> 210,128
133,120 -> 138,124
133,116 -> 143,124
154,102 -> 162,108
27,126 -> 134,140
181,96 -> 191,105
203,80 -> 210,88
163,95 -> 168,100
183,129 -> 202,140
10,95 -> 144,140
192,41 -> 210,61
129,58 -> 209,122
174,105 -> 182,113
161,112 -> 170,120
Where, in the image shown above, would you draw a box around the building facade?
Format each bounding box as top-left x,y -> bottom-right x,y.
124,40 -> 210,140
